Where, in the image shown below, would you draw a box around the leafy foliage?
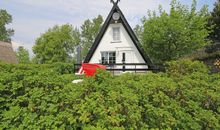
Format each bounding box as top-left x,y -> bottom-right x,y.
209,0 -> 220,42
33,24 -> 80,64
16,46 -> 30,64
81,15 -> 103,59
0,9 -> 14,42
166,59 -> 209,77
133,24 -> 144,44
0,61 -> 220,129
142,0 -> 211,64
32,15 -> 103,63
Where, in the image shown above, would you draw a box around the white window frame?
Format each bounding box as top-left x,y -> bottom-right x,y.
112,27 -> 121,42
101,51 -> 116,64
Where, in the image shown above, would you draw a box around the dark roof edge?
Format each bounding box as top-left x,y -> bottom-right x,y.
84,4 -> 154,68
84,5 -> 117,63
115,6 -> 154,68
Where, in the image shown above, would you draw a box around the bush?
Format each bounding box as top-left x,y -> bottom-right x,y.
0,62 -> 74,74
0,62 -> 219,129
166,60 -> 209,77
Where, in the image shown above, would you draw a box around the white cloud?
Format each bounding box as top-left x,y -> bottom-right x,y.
11,41 -> 23,51
0,0 -> 175,58
9,0 -> 170,22
10,18 -> 70,57
0,0 -> 215,58
11,40 -> 34,57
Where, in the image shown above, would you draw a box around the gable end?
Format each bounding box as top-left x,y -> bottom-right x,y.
84,4 -> 154,68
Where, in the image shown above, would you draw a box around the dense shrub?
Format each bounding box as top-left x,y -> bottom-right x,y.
166,60 -> 209,77
0,62 -> 74,74
0,61 -> 220,129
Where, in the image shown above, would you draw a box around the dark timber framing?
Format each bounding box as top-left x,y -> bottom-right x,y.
84,2 -> 154,69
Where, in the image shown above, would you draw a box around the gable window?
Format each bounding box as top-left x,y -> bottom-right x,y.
101,52 -> 116,64
113,27 -> 120,41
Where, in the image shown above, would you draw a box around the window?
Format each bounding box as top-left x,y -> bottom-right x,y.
101,52 -> 116,64
113,27 -> 120,41
109,52 -> 116,64
101,52 -> 108,64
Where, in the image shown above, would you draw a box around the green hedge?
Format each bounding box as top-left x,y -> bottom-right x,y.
0,62 -> 75,74
0,61 -> 220,129
166,59 -> 209,77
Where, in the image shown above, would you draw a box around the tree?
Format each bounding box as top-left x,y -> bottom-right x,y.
16,46 -> 30,64
209,0 -> 220,42
0,9 -> 14,42
133,24 -> 144,44
142,0 -> 211,64
81,15 -> 103,59
33,24 -> 80,64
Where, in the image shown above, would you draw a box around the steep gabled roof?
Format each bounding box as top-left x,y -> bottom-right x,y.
84,3 -> 154,68
0,41 -> 18,64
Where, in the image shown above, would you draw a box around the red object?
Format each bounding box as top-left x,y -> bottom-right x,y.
81,63 -> 106,76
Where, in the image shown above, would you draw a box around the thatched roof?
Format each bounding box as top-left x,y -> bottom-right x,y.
0,41 -> 18,64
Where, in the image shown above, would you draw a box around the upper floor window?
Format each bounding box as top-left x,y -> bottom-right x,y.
113,27 -> 120,41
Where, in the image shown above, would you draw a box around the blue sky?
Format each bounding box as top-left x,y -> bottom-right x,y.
0,0 -> 217,56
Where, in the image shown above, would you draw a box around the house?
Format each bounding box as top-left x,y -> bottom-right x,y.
0,41 -> 18,64
83,0 -> 154,74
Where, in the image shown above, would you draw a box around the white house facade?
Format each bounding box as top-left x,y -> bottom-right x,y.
84,1 -> 154,73
89,23 -> 145,64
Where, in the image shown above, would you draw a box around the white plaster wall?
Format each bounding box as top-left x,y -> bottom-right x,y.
90,23 -> 146,66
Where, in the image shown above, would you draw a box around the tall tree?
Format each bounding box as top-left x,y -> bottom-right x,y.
16,46 -> 30,64
133,24 -> 144,44
209,0 -> 220,42
142,0 -> 211,64
33,24 -> 80,64
81,15 -> 103,59
0,9 -> 14,42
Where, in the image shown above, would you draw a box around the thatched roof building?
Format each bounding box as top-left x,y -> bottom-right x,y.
0,41 -> 18,64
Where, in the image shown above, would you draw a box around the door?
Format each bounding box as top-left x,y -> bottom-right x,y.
120,51 -> 133,63
120,51 -> 133,71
